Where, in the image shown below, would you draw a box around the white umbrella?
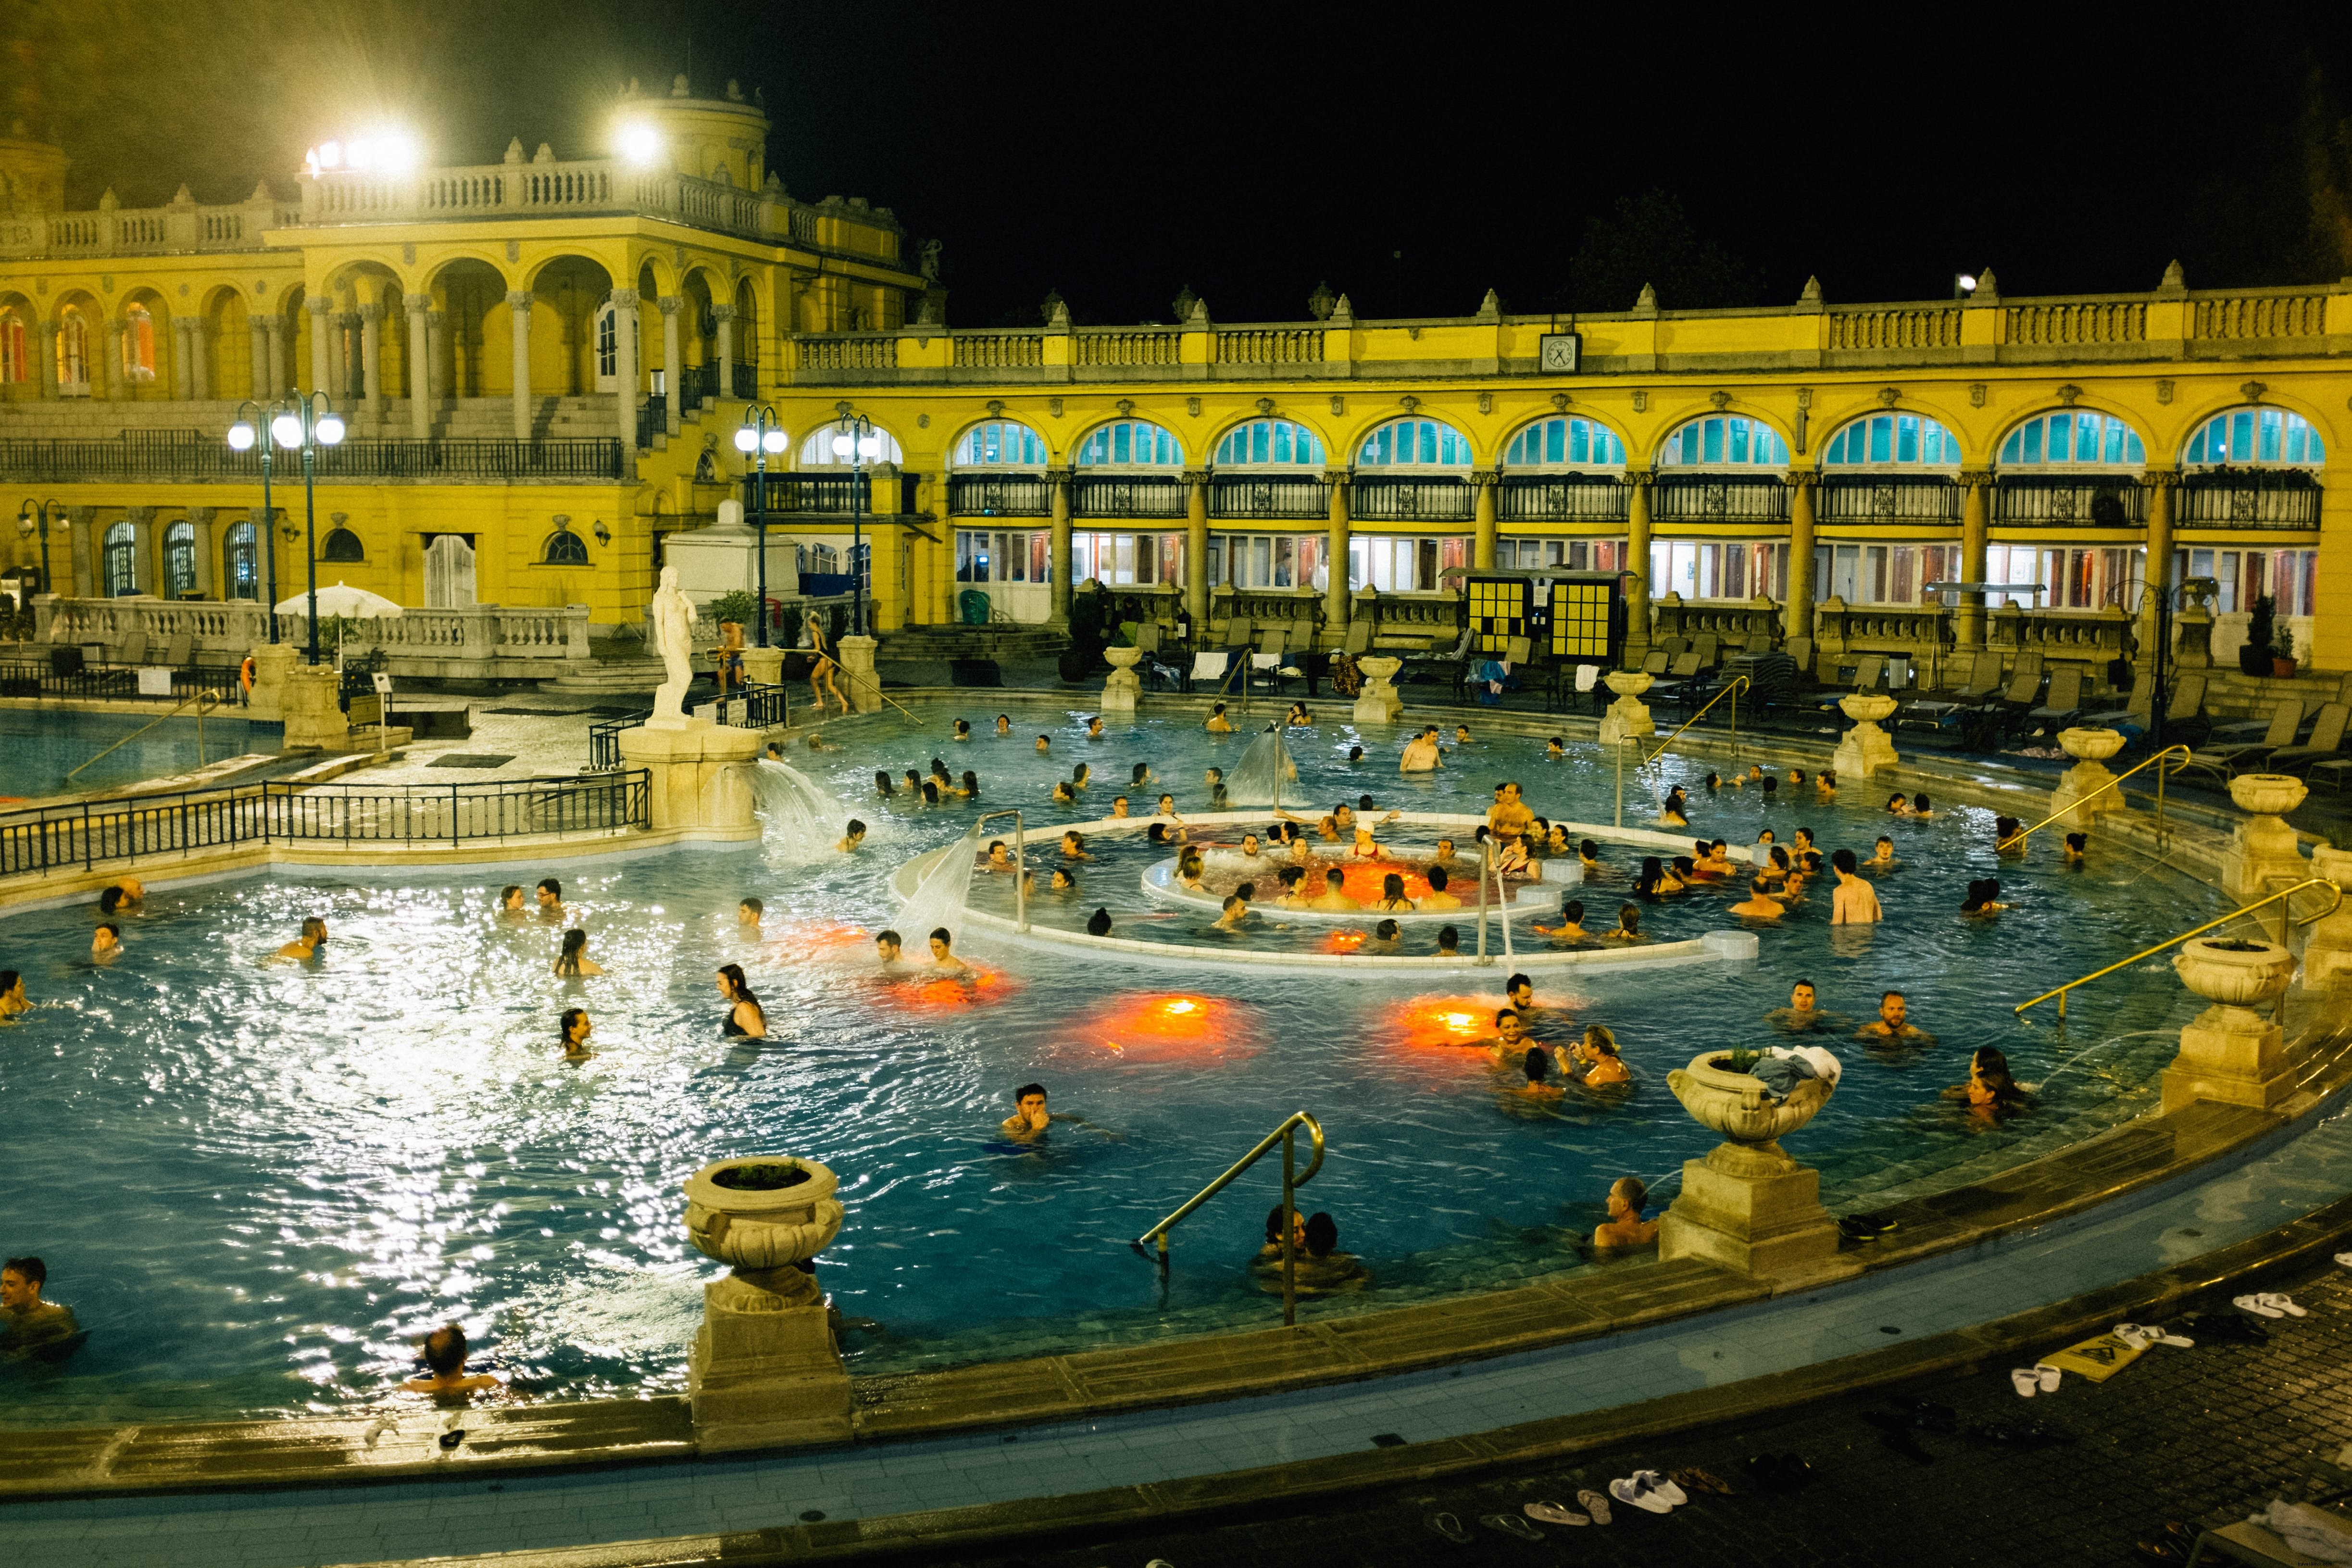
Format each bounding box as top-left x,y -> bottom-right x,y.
276,581 -> 404,618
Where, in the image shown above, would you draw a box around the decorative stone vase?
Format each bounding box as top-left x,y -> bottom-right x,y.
682,1155 -> 852,1451
1598,670 -> 1655,747
2161,937 -> 2301,1115
1832,692 -> 1900,781
836,634 -> 881,714
1353,654 -> 1404,724
1100,642 -> 1143,714
1658,1052 -> 1858,1288
2223,772 -> 2309,904
2306,845 -> 2352,990
2048,727 -> 2127,828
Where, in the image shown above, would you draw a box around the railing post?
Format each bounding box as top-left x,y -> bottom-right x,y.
451,783 -> 460,849
1476,840 -> 1489,961
1013,810 -> 1029,933
1281,1128 -> 1298,1329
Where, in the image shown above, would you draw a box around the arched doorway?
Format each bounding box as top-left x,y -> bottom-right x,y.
424,533 -> 476,607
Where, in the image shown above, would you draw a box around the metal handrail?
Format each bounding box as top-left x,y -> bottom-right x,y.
2015,876 -> 2341,1017
1998,744 -> 2192,849
1644,675 -> 1749,767
974,807 -> 1028,932
66,689 -> 225,782
1135,1110 -> 1325,1326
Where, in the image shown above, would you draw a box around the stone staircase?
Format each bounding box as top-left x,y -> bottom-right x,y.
539,652 -> 665,696
879,625 -> 1069,662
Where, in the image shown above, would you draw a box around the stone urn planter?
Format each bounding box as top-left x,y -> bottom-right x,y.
2171,936 -> 2295,1009
1353,653 -> 1404,723
1100,642 -> 1144,714
2048,727 -> 2127,828
2308,845 -> 2352,990
681,1155 -> 851,1450
2224,772 -> 2309,903
2161,937 -> 2299,1116
1658,1052 -> 1857,1287
1599,669 -> 1656,746
2059,726 -> 2125,762
1832,693 -> 1900,781
1603,670 -> 1654,698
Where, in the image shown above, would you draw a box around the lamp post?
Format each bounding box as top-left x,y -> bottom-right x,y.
833,411 -> 879,638
228,393 -> 345,664
733,405 -> 787,647
15,496 -> 62,597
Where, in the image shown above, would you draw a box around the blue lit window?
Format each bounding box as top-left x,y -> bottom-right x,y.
1076,419 -> 1184,467
951,420 -> 1049,468
1212,418 -> 1326,467
1356,416 -> 1474,467
1501,416 -> 1627,469
1997,410 -> 2147,468
2181,405 -> 2325,467
1821,413 -> 1963,467
1656,414 -> 1789,468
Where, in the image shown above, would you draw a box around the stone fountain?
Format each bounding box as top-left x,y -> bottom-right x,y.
2159,936 -> 2300,1114
682,1154 -> 851,1451
1598,670 -> 1656,747
2221,772 -> 2310,903
1659,1052 -> 1861,1288
1353,654 -> 1404,724
1100,642 -> 1144,714
2046,727 -> 2126,828
1831,692 -> 1899,781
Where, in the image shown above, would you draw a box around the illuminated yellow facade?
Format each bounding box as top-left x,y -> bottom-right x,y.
2,79 -> 2346,677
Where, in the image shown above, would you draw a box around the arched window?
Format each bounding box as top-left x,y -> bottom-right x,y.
1657,414 -> 1789,468
1356,416 -> 1473,468
542,527 -> 589,565
0,311 -> 26,383
1823,413 -> 1964,468
102,521 -> 137,596
1213,418 -> 1326,467
321,527 -> 365,563
119,303 -> 153,383
591,298 -> 637,392
952,420 -> 1048,468
1501,415 -> 1627,469
225,521 -> 258,601
163,520 -> 197,597
796,426 -> 905,466
1998,410 -> 2147,468
56,306 -> 89,391
1075,419 -> 1184,467
2183,406 -> 2326,468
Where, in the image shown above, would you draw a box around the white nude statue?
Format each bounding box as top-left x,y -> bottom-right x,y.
648,564 -> 701,728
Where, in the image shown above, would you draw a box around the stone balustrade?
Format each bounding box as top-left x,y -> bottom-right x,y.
1652,593 -> 1782,647
34,594 -> 590,676
0,191 -> 302,260
1813,598 -> 1952,656
1989,604 -> 2134,660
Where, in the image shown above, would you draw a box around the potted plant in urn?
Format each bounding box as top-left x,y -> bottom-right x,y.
2240,593 -> 2277,677
2273,619 -> 2299,679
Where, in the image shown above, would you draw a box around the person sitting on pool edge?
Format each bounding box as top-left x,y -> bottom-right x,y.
1,1256 -> 82,1361
1592,1177 -> 1660,1251
1856,989 -> 1933,1044
1829,848 -> 1883,925
1727,875 -> 1783,920
1308,866 -> 1358,912
402,1323 -> 501,1398
1535,897 -> 1591,944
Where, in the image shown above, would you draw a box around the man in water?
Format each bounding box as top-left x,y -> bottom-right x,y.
1111,796 -> 1131,819
1086,715 -> 1105,739
1592,1177 -> 1660,1250
1205,703 -> 1234,734
1728,876 -> 1783,920
1480,1007 -> 1531,1061
1060,830 -> 1094,862
1399,727 -> 1443,773
995,714 -> 1013,736
1035,734 -> 1051,754
928,927 -> 973,976
1436,925 -> 1461,957
1235,832 -> 1264,862
1487,781 -> 1535,852
1308,867 -> 1358,912
1454,724 -> 1474,745
1856,989 -> 1933,1043
1768,979 -> 1840,1032
274,916 -> 329,961
1360,918 -> 1401,954
90,922 -> 123,963
536,878 -> 564,920
1421,866 -> 1462,909
1430,836 -> 1461,869
1505,974 -> 1538,1017
401,1323 -> 500,1397
738,899 -> 764,937
1866,835 -> 1897,868
1829,849 -> 1883,925
1535,897 -> 1591,943
875,929 -> 905,966
1213,893 -> 1251,932
1000,1082 -> 1107,1143
838,820 -> 867,854
0,1256 -> 80,1360
985,840 -> 1015,873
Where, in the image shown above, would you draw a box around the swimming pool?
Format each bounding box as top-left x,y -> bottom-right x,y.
0,707 -> 267,798
0,704 -> 2228,1426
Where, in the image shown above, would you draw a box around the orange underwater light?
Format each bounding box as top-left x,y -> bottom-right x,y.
1050,991 -> 1261,1065
1387,993 -> 1508,1050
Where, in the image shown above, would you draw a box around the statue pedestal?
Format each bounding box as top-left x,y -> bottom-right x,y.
1660,1141 -> 1860,1289
2047,727 -> 2127,829
1831,694 -> 1899,781
618,720 -> 763,840
1100,644 -> 1142,715
280,663 -> 349,751
2307,846 -> 2352,990
2161,937 -> 2300,1113
1597,671 -> 1655,748
1353,655 -> 1403,724
688,1267 -> 853,1453
739,647 -> 786,689
2221,774 -> 2309,904
837,635 -> 880,714
246,643 -> 295,722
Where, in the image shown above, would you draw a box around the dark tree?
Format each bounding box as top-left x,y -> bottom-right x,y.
1553,190 -> 1764,314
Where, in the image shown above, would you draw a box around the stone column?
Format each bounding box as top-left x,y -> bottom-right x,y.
1047,465 -> 1073,628
249,319 -> 270,405
617,720 -> 764,840
506,290 -> 535,440
307,297 -> 334,396
2139,468 -> 2178,674
67,505 -> 96,596
1100,643 -> 1142,714
357,301 -> 384,419
264,314 -> 286,397
1784,467 -> 1817,644
185,507 -> 214,596
2047,726 -> 2127,827
1472,467 -> 1500,570
125,507 -> 157,595
281,662 -> 350,749
190,315 -> 211,401
1353,654 -> 1403,724
1598,669 -> 1656,746
36,319 -> 58,399
1624,469 -> 1654,667
425,311 -> 444,402
246,641 -> 295,721
1324,466 -> 1351,637
170,317 -> 195,400
660,295 -> 684,436
712,303 -> 734,403
2306,845 -> 2352,991
404,294 -> 431,439
101,319 -> 124,400
610,289 -> 640,450
1183,468 -> 1210,628
1958,468 -> 1991,650
2222,773 -> 2310,905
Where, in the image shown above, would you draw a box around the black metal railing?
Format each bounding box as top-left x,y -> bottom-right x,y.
2177,471 -> 2323,530
1351,476 -> 1475,523
732,362 -> 759,400
744,472 -> 923,516
586,684 -> 790,770
1992,475 -> 2145,527
0,659 -> 241,703
948,474 -> 1053,516
0,771 -> 650,878
1496,474 -> 1631,523
1651,475 -> 1790,524
1817,474 -> 1963,524
636,396 -> 667,451
681,364 -> 719,408
0,431 -> 628,483
1071,474 -> 1188,519
587,711 -> 651,770
1208,475 -> 1330,519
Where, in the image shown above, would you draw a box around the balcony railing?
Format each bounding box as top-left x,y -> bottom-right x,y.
2177,471 -> 2323,530
947,474 -> 1052,517
0,431 -> 626,483
1497,474 -> 1631,523
1071,474 -> 1187,519
732,362 -> 760,400
1351,477 -> 1475,523
1651,475 -> 1789,524
636,396 -> 666,451
743,472 -> 921,515
38,597 -> 592,669
681,364 -> 719,408
1817,475 -> 1961,524
1993,475 -> 2146,527
1209,475 -> 1330,520
0,196 -> 304,260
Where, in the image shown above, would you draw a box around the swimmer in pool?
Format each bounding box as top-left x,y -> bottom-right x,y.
559,1007 -> 593,1060
1157,793 -> 1179,819
90,922 -> 123,963
1361,918 -> 1401,954
1206,703 -> 1234,734
0,1255 -> 82,1361
1511,1046 -> 1566,1100
1272,866 -> 1310,908
1592,1176 -> 1660,1249
1206,767 -> 1230,809
1480,1008 -> 1531,1061
1535,897 -> 1591,943
1036,735 -> 1051,754
738,898 -> 764,936
838,819 -> 868,854
1960,878 -> 2008,918
1213,893 -> 1252,931
1308,867 -> 1358,912
552,928 -> 603,978
2064,831 -> 2087,865
1371,872 -> 1415,912
1603,903 -> 1644,943
1572,1024 -> 1629,1086
1727,876 -> 1783,919
1084,715 -> 1104,739
1830,849 -> 1883,925
985,840 -> 1015,873
716,965 -> 766,1038
1111,796 -> 1131,819
1050,867 -> 1078,894
535,878 -> 564,920
995,714 -> 1013,737
274,916 -> 328,961
1694,839 -> 1734,878
1060,830 -> 1094,861
0,970 -> 26,1019
1767,980 -> 1847,1034
402,1323 -> 502,1398
953,718 -> 971,742
1400,727 -> 1444,773
1866,835 -> 1896,868
875,929 -> 905,966
928,927 -> 973,976
1855,989 -> 1934,1044
498,885 -> 528,919
1421,865 -> 1462,908
1505,974 -> 1539,1018
1546,737 -> 1566,760
999,1082 -> 1114,1143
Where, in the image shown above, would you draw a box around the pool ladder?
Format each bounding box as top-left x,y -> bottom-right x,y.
66,689 -> 226,783
1134,1111 -> 1325,1326
2016,875 -> 2340,1018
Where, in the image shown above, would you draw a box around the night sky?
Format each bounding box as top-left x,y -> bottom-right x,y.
9,0 -> 2352,325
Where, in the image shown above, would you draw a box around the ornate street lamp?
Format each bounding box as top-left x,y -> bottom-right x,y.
228,393 -> 345,664
832,411 -> 880,637
733,405 -> 788,646
15,496 -> 63,597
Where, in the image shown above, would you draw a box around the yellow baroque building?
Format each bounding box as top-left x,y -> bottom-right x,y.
1,78 -> 2346,683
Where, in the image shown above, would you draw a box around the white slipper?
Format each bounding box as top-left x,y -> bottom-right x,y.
2152,1329 -> 2196,1348
1609,1475 -> 1675,1515
2236,1293 -> 2286,1319
2111,1323 -> 2150,1350
1524,1500 -> 1589,1527
2335,1252 -> 2352,1268
2010,1367 -> 2039,1396
1633,1469 -> 1689,1506
2035,1363 -> 2062,1392
2258,1292 -> 2309,1317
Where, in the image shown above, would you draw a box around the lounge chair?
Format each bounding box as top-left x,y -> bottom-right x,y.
2023,665 -> 2086,734
1190,650 -> 1233,695
1690,633 -> 1721,668
1786,635 -> 1814,671
2181,697 -> 2303,784
1898,651 -> 1985,730
1818,653 -> 1884,712
1249,626 -> 1289,693
2268,701 -> 2351,773
1573,662 -> 1604,714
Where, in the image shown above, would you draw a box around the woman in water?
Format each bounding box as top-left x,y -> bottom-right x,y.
1205,766 -> 1230,809
1573,1024 -> 1630,1086
1944,1045 -> 2030,1117
1960,878 -> 2008,918
1886,791 -> 1912,815
953,718 -> 971,741
920,779 -> 942,806
902,768 -> 924,796
1131,762 -> 1154,788
1911,792 -> 1934,817
959,769 -> 981,801
552,928 -> 602,978
1604,903 -> 1645,943
1704,771 -> 1721,791
0,969 -> 27,1019
716,964 -> 766,1038
1661,787 -> 1690,826
1632,856 -> 1669,898
1071,762 -> 1091,791
1372,873 -> 1415,912
560,1006 -> 593,1061
1051,780 -> 1076,805
1544,823 -> 1573,857
498,885 -> 527,919
1176,851 -> 1208,892
874,771 -> 895,797
1286,702 -> 1314,727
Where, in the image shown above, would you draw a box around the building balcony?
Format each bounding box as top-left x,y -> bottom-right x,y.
1992,475 -> 2145,527
2177,470 -> 2322,531
1209,475 -> 1329,520
1071,474 -> 1187,519
1496,474 -> 1631,524
1651,475 -> 1789,525
741,471 -> 922,517
1817,474 -> 1961,524
1351,476 -> 1475,523
0,430 -> 627,483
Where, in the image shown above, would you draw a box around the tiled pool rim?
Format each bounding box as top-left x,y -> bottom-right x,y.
0,689 -> 2330,1505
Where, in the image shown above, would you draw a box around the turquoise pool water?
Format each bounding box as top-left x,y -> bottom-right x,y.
0,705 -> 2231,1425
0,707 -> 266,798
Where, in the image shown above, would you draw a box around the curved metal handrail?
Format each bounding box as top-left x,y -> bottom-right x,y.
1135,1110 -> 1324,1253
66,689 -> 225,782
1644,675 -> 1749,767
1998,744 -> 2192,850
2015,876 -> 2341,1017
